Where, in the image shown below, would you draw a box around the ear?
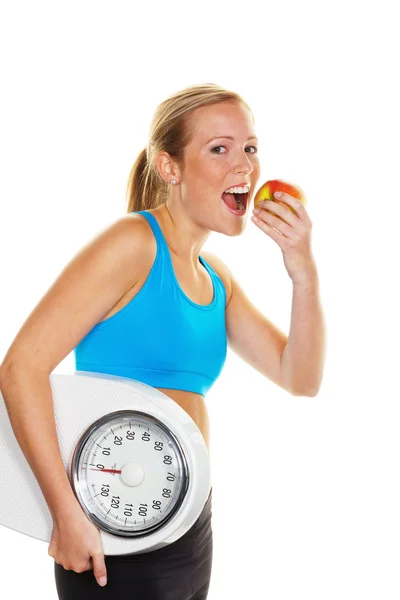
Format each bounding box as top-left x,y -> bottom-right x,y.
155,151 -> 181,184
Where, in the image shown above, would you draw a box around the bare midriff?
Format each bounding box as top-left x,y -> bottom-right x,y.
96,209 -> 228,456
154,387 -> 211,453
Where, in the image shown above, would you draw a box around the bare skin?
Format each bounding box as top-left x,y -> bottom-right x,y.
3,100 -> 323,588
1,101 -> 260,585
95,205 -> 233,454
103,100 -> 260,453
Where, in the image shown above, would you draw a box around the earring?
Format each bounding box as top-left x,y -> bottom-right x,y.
170,179 -> 177,185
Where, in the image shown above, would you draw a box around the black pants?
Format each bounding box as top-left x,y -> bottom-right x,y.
54,488 -> 213,599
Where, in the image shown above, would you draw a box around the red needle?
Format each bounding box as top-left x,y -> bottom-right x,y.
90,468 -> 122,473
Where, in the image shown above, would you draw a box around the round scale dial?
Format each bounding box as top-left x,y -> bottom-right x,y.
71,410 -> 189,537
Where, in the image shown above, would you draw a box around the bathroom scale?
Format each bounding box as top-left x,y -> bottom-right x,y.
0,371 -> 211,555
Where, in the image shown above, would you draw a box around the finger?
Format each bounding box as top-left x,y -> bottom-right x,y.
255,209 -> 292,238
258,200 -> 297,226
251,214 -> 285,239
273,192 -> 307,217
92,550 -> 107,587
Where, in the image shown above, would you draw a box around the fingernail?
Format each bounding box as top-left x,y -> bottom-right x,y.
253,208 -> 260,215
98,576 -> 107,587
274,192 -> 282,198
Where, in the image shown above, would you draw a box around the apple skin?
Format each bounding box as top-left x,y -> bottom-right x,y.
254,179 -> 307,219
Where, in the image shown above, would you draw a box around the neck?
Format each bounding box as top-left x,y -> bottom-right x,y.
155,202 -> 211,271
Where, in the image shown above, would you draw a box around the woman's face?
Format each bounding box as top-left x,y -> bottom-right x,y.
176,101 -> 261,235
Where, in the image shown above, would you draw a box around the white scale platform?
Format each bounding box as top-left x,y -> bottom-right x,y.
0,371 -> 211,555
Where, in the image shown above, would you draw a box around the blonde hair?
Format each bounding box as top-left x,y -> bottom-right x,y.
125,83 -> 254,214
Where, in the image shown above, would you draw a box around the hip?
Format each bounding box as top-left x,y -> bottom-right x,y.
54,489 -> 213,598
105,486 -> 213,567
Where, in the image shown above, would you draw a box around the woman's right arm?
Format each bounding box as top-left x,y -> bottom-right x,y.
0,214 -> 148,581
0,367 -> 83,520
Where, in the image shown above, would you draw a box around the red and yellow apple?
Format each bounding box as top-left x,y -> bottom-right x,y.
254,179 -> 307,220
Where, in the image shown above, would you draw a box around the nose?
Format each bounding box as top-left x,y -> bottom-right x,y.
234,153 -> 254,176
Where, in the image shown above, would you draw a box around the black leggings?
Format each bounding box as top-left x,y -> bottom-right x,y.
54,488 -> 213,599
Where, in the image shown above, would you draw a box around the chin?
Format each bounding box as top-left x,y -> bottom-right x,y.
226,222 -> 247,237
213,211 -> 248,236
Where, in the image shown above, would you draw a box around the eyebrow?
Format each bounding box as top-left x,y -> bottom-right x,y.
205,135 -> 259,144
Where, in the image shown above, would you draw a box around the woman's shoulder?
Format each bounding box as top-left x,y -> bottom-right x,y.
115,212 -> 156,246
106,213 -> 157,273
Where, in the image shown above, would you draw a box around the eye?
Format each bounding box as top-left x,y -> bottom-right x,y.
211,145 -> 258,154
211,145 -> 227,154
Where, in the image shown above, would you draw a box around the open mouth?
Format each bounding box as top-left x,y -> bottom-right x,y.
221,191 -> 249,214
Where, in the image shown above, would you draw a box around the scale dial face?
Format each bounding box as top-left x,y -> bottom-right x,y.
71,410 -> 189,537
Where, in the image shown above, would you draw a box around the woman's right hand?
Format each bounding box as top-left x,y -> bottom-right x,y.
48,504 -> 108,587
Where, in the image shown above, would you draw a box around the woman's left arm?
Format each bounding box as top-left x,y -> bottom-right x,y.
252,190 -> 326,396
203,190 -> 326,398
280,271 -> 326,396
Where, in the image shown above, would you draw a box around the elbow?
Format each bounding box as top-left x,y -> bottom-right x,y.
285,377 -> 321,397
279,367 -> 322,398
0,365 -> 6,388
0,360 -> 13,386
291,385 -> 320,397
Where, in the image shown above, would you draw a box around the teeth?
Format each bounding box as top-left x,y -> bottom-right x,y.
224,185 -> 250,194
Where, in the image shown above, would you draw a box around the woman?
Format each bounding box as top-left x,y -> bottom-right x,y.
0,83 -> 325,598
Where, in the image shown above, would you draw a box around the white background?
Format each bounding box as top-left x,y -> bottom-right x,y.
0,1 -> 399,598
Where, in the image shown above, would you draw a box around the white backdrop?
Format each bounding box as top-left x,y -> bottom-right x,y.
0,1 -> 399,598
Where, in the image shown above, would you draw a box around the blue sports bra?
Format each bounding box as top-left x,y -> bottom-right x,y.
74,211 -> 228,397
